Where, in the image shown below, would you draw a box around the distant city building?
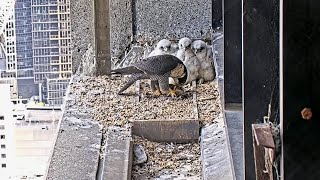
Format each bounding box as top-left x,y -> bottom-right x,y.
0,0 -> 16,34
0,0 -> 18,101
0,0 -> 72,105
15,0 -> 39,100
30,0 -> 72,105
0,84 -> 16,179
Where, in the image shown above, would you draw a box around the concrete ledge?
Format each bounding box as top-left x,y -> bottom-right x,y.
200,33 -> 236,180
46,114 -> 102,180
133,119 -> 199,143
201,122 -> 234,180
214,32 -> 244,179
225,110 -> 243,180
46,77 -> 102,180
102,126 -> 133,180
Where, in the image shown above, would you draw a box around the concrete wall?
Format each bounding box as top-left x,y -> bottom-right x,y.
110,0 -> 133,62
70,0 -> 95,75
134,0 -> 212,43
71,0 -> 213,74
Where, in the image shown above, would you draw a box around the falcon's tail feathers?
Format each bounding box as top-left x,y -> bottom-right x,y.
111,66 -> 142,75
118,73 -> 145,94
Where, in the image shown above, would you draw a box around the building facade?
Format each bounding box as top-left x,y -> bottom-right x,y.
0,84 -> 16,179
15,0 -> 39,100
30,0 -> 72,105
0,0 -> 18,101
11,0 -> 72,105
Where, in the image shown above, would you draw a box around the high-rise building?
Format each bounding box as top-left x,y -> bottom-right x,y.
0,0 -> 19,101
30,0 -> 72,105
0,84 -> 16,179
15,0 -> 39,100
0,0 -> 72,105
12,0 -> 72,105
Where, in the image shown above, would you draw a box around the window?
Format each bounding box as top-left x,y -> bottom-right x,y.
0,116 -> 3,120
0,125 -> 4,130
1,154 -> 6,158
1,164 -> 6,168
0,144 -> 5,149
0,135 -> 5,139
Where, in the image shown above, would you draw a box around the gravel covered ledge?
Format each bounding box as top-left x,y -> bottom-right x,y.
46,58 -> 234,179
46,74 -> 137,180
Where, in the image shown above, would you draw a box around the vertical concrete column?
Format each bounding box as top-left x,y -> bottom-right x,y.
94,0 -> 111,75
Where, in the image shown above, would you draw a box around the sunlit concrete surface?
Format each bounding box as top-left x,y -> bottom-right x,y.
25,110 -> 61,123
12,117 -> 60,179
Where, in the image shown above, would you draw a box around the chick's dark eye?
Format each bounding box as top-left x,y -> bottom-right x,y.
160,47 -> 164,49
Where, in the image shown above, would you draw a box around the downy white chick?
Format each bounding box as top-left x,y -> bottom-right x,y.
148,39 -> 173,57
176,37 -> 201,85
192,40 -> 215,84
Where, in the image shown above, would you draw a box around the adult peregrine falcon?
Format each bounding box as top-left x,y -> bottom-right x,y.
111,54 -> 188,97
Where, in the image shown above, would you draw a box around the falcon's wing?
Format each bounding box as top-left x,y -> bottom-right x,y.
133,55 -> 181,75
111,66 -> 143,75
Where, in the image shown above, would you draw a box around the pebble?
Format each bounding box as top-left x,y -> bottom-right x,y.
134,144 -> 148,165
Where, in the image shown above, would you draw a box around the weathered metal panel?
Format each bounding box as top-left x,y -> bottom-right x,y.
243,0 -> 280,179
283,0 -> 320,179
224,0 -> 242,104
132,119 -> 199,143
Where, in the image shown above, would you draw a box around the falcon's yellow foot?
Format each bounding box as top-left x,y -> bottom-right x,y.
167,87 -> 177,97
153,89 -> 162,96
